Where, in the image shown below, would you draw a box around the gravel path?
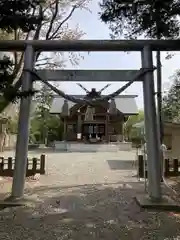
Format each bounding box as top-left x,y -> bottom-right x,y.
0,150 -> 179,239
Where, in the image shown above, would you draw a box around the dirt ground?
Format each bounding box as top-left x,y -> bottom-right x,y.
0,150 -> 180,239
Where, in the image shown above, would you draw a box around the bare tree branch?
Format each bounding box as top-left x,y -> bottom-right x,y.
36,57 -> 52,62
49,5 -> 77,39
33,5 -> 43,40
36,62 -> 61,67
1,0 -> 90,114
14,0 -> 88,72
46,0 -> 59,39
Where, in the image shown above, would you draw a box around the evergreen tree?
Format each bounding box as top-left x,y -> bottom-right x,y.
163,71 -> 180,122
124,110 -> 144,140
100,0 -> 180,39
0,0 -> 43,33
0,0 -> 85,112
100,0 -> 180,141
0,0 -> 43,103
30,85 -> 63,144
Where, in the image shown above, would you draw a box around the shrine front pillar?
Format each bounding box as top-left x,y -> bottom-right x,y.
77,110 -> 82,140
63,117 -> 67,141
105,113 -> 109,143
122,121 -> 125,142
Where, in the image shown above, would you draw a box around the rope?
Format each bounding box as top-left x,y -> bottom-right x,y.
24,67 -> 156,105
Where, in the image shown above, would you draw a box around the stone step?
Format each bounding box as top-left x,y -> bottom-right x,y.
54,142 -> 132,152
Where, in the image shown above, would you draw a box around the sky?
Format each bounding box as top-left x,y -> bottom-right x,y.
59,0 -> 180,109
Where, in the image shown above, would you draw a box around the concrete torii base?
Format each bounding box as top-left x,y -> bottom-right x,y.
135,194 -> 180,212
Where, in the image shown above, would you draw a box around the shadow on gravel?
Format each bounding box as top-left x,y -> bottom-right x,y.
0,182 -> 180,239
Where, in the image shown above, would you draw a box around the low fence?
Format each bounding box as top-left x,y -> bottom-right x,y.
138,155 -> 180,178
164,158 -> 180,177
0,154 -> 45,177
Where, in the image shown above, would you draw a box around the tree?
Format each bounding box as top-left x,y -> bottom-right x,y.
0,0 -> 87,150
0,0 -> 43,107
100,1 -> 180,39
163,70 -> 180,122
0,0 -> 88,113
100,0 -> 180,142
30,85 -> 63,144
31,85 -> 52,144
0,0 -> 44,151
0,0 -> 43,33
124,110 -> 144,141
6,116 -> 18,134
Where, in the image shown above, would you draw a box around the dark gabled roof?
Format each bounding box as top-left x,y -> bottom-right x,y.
50,95 -> 138,115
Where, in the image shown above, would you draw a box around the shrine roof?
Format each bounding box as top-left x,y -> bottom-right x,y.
50,94 -> 138,115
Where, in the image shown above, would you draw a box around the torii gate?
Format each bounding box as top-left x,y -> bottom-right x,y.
0,39 -> 178,206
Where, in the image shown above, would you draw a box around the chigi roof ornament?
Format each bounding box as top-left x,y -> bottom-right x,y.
61,99 -> 69,116
108,98 -> 117,114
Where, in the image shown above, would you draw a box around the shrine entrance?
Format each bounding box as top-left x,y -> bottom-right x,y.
82,123 -> 105,143
1,39 -> 175,203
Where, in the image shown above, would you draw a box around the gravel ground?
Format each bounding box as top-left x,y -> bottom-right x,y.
0,150 -> 180,239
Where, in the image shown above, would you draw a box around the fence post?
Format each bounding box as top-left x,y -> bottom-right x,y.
0,157 -> 4,175
32,158 -> 37,174
8,157 -> 13,177
173,158 -> 179,176
138,155 -> 144,178
8,157 -> 13,170
40,154 -> 45,174
164,159 -> 169,177
26,158 -> 29,177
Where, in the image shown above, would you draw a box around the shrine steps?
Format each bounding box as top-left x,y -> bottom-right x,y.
54,142 -> 132,152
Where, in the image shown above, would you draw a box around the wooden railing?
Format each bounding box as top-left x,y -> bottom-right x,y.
138,155 -> 180,178
0,154 -> 45,177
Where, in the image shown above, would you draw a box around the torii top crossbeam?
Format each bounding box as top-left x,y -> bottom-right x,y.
0,40 -> 180,51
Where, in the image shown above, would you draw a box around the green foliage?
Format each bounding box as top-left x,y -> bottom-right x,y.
124,110 -> 144,141
163,70 -> 180,121
0,0 -> 43,33
0,0 -> 84,113
100,0 -> 180,39
6,116 -> 18,134
0,0 -> 43,107
30,85 -> 63,144
0,57 -> 36,102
